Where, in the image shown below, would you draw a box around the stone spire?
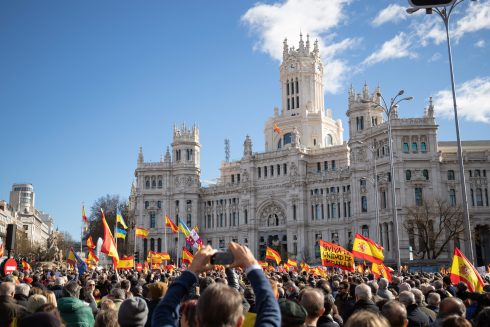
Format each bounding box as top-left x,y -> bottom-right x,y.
283,38 -> 289,60
427,96 -> 434,118
306,34 -> 310,53
243,135 -> 253,158
164,146 -> 171,163
313,39 -> 319,57
138,146 -> 144,164
362,82 -> 369,99
299,32 -> 304,52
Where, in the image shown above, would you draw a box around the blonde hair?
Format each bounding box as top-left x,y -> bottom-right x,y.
27,294 -> 47,313
344,311 -> 389,327
43,290 -> 57,307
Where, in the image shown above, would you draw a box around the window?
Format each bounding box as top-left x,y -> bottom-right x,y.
361,196 -> 368,212
258,167 -> 261,178
293,205 -> 297,220
157,201 -> 161,209
295,79 -> 299,93
146,180 -> 150,189
449,189 -> 456,206
403,143 -> 409,153
412,142 -> 418,153
143,239 -> 148,258
270,165 -> 274,176
317,162 -> 321,172
475,169 -> 481,177
423,169 -> 429,180
231,175 -> 235,184
324,161 -> 328,171
245,209 -> 248,224
415,187 -> 423,206
360,179 -> 367,187
471,189 -> 475,206
331,160 -> 336,171
264,166 -> 268,177
448,170 -> 455,180
486,189 -> 489,206
283,163 -> 287,175
152,180 -> 156,188
291,97 -> 295,109
158,238 -> 162,252
286,81 -> 290,96
476,188 -> 483,206
470,170 -> 473,177
145,201 -> 149,209
361,225 -> 369,238
150,238 -> 155,251
287,98 -> 290,110
158,180 -> 162,188
296,96 -> 299,108
381,191 -> 387,209
277,164 -> 281,175
283,133 -> 292,146
150,213 -> 156,228
406,170 -> 412,181
326,134 -> 333,146
421,142 -> 427,153
331,203 -> 337,219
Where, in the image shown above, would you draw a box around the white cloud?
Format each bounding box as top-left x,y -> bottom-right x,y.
428,52 -> 442,62
362,32 -> 417,66
475,39 -> 486,48
454,0 -> 490,40
241,0 -> 354,93
372,4 -> 406,26
433,77 -> 490,123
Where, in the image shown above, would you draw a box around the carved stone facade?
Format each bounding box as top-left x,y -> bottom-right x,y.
130,37 -> 490,267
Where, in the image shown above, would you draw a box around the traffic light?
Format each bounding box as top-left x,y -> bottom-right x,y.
134,251 -> 140,263
408,0 -> 456,8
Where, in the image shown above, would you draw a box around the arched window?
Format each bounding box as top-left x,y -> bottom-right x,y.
295,78 -> 299,93
146,180 -> 150,189
152,180 -> 156,188
157,238 -> 162,252
287,80 -> 290,96
449,189 -> 456,206
361,196 -> 368,212
150,238 -> 155,251
423,169 -> 429,180
313,139 -> 317,146
421,142 -> 427,153
412,142 -> 418,153
326,134 -> 333,146
145,201 -> 149,209
475,169 -> 481,177
406,170 -> 412,181
283,133 -> 292,146
244,209 -> 248,224
158,180 -> 162,188
448,170 -> 455,180
361,225 -> 369,238
476,188 -> 483,206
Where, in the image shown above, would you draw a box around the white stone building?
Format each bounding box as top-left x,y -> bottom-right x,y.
130,36 -> 490,268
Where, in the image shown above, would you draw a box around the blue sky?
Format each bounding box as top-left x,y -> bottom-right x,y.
0,0 -> 489,240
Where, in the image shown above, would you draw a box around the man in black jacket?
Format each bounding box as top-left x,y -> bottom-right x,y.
352,284 -> 379,314
399,291 -> 430,327
0,282 -> 27,327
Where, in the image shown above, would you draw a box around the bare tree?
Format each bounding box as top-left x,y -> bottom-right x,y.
403,198 -> 465,260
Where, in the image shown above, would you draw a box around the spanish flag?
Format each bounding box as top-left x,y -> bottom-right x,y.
300,262 -> 310,272
258,260 -> 268,268
86,236 -> 96,250
67,248 -> 77,266
182,248 -> 193,264
100,209 -> 119,264
147,251 -> 170,264
135,227 -> 149,238
273,123 -> 284,136
116,209 -> 128,229
372,262 -> 392,282
352,233 -> 384,264
117,256 -> 134,269
165,215 -> 178,234
87,248 -> 99,264
82,206 -> 88,232
287,258 -> 297,268
22,260 -> 32,271
450,247 -> 484,292
266,247 -> 281,265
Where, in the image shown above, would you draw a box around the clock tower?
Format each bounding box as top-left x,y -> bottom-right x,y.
264,34 -> 343,151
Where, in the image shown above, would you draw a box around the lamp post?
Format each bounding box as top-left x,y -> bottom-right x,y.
363,91 -> 413,272
407,0 -> 475,265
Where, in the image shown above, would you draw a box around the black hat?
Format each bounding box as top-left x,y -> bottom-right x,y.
279,299 -> 307,325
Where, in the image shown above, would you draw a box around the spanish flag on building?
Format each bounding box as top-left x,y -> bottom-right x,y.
450,247 -> 484,292
372,262 -> 392,282
352,233 -> 384,264
135,227 -> 149,238
182,248 -> 193,264
266,247 -> 281,265
273,123 -> 284,136
165,215 -> 178,234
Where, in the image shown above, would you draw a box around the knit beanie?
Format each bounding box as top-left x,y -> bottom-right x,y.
118,297 -> 148,327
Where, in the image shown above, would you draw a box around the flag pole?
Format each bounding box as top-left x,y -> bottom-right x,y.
164,212 -> 168,265
133,226 -> 137,269
80,202 -> 84,254
176,230 -> 180,267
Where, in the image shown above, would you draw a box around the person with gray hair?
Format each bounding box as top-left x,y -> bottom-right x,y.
399,291 -> 430,327
412,289 -> 436,322
378,278 -> 394,301
381,301 -> 408,327
426,293 -> 440,315
399,282 -> 412,293
0,282 -> 27,326
14,284 -> 30,308
109,288 -> 126,311
431,297 -> 466,327
353,284 -> 379,313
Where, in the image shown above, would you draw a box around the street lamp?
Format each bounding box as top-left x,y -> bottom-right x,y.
407,0 -> 475,265
363,90 -> 413,272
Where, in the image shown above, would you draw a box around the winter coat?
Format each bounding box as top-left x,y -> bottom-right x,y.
352,299 -> 380,314
0,295 -> 27,327
57,297 -> 95,327
406,304 -> 430,327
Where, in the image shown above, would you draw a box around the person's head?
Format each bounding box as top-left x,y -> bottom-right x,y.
85,279 -> 96,291
368,281 -> 379,296
62,281 -> 81,298
427,292 -> 441,307
279,298 -> 307,327
378,278 -> 389,290
180,299 -> 198,327
439,297 -> 466,318
131,285 -> 143,297
101,299 -> 116,311
110,287 -> 125,301
399,282 -> 411,293
15,284 -> 30,297
338,281 -> 349,295
398,291 -> 416,307
54,277 -> 65,287
117,297 -> 148,327
355,283 -> 372,302
382,301 -> 408,327
43,290 -> 57,307
18,312 -> 63,327
442,276 -> 452,288
411,288 -> 424,305
344,310 -> 390,327
199,277 -> 215,295
95,309 -> 119,327
148,282 -> 167,300
0,282 -> 15,297
434,280 -> 444,290
441,315 -> 472,327
121,279 -> 131,292
300,288 -> 325,321
474,307 -> 490,327
197,283 -> 244,327
27,294 -> 48,313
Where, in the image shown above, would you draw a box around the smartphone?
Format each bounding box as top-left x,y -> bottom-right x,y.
210,251 -> 234,265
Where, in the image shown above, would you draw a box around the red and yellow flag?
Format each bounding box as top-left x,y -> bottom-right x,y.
86,236 -> 95,250
82,206 -> 88,232
147,251 -> 170,264
319,240 -> 355,272
287,258 -> 297,267
352,233 -> 384,264
100,209 -> 119,264
372,262 -> 392,282
300,262 -> 310,272
22,260 -> 32,271
135,227 -> 149,238
117,256 -> 134,269
67,248 -> 77,266
266,247 -> 281,265
165,215 -> 178,234
87,248 -> 99,264
258,260 -> 268,268
182,248 -> 193,265
450,247 -> 484,292
273,123 -> 284,136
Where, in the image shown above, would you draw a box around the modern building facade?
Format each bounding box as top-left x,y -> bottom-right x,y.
130,36 -> 490,267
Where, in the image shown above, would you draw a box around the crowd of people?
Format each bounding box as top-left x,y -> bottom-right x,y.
1,242 -> 490,327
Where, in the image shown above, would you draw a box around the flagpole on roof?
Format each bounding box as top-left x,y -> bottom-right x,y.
80,202 -> 84,254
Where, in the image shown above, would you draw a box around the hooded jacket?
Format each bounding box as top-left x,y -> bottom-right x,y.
57,297 -> 94,327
